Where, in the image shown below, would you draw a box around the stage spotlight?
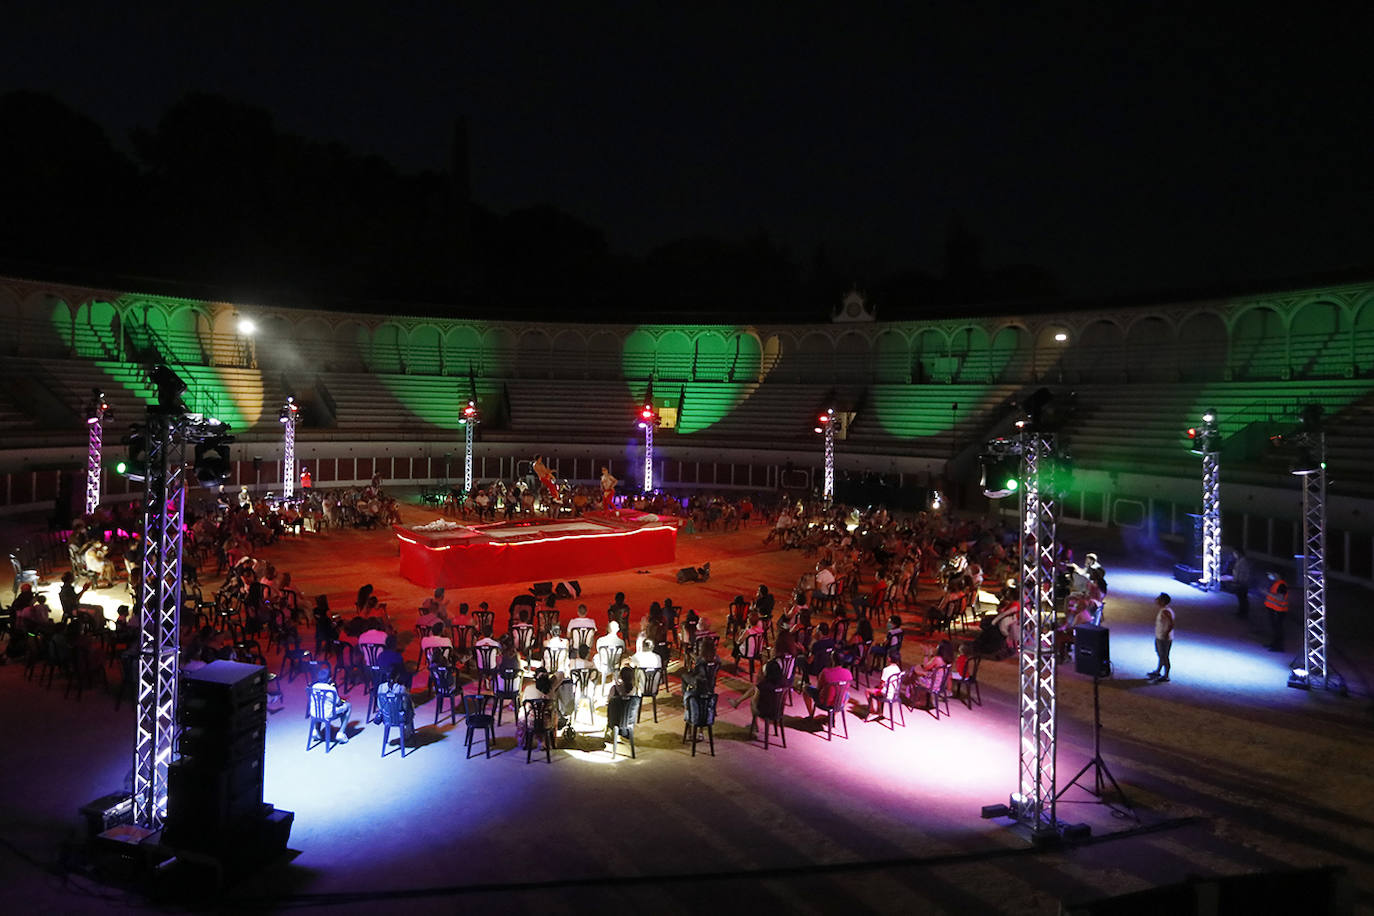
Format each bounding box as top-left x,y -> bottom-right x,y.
120,429 -> 148,483
980,454 -> 1019,498
1021,387 -> 1055,429
149,365 -> 188,413
1202,408 -> 1216,424
1300,404 -> 1324,432
194,438 -> 234,487
1291,447 -> 1322,476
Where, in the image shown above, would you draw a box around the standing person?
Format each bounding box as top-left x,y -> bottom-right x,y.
1229,549 -> 1253,618
1264,572 -> 1289,651
600,466 -> 618,510
1147,593 -> 1175,682
299,467 -> 312,489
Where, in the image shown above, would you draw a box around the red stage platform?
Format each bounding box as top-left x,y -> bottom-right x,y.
394,515 -> 680,589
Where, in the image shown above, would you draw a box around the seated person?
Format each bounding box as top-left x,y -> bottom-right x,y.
373,674 -> 413,732
495,637 -> 523,681
452,602 -> 472,631
731,657 -> 787,716
806,622 -> 837,679
566,644 -> 595,673
865,654 -> 904,720
519,670 -> 561,743
567,603 -> 597,649
632,635 -> 662,670
416,602 -> 442,632
309,669 -> 351,744
680,641 -> 720,697
376,633 -> 413,686
420,620 -> 453,658
733,612 -> 766,660
804,655 -> 852,717
914,640 -> 954,693
544,623 -> 569,653
595,621 -> 626,678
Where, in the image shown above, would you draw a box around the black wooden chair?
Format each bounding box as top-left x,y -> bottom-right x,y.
462,692 -> 495,758
521,698 -> 556,764
376,681 -> 414,758
605,694 -> 641,758
869,631 -> 904,671
452,624 -> 476,659
541,644 -> 568,675
814,676 -> 851,741
569,667 -> 598,724
568,625 -> 596,657
473,644 -> 499,692
633,666 -> 665,722
735,631 -> 765,679
950,656 -> 982,708
682,691 -> 718,757
874,670 -> 906,729
753,683 -> 788,749
511,623 -> 536,656
927,666 -> 953,719
535,608 -> 560,642
776,653 -> 799,708
493,670 -> 522,725
595,644 -> 624,687
429,664 -> 462,726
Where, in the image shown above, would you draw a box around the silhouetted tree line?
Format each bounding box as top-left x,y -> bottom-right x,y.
0,91 -> 1056,320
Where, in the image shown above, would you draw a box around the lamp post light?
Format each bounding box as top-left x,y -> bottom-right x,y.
814,408 -> 836,500
236,316 -> 257,369
85,390 -> 110,515
458,398 -> 480,493
637,403 -> 658,493
279,396 -> 300,498
1196,409 -> 1221,590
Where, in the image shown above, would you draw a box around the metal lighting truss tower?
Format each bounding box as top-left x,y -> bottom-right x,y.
1013,427 -> 1060,837
280,396 -> 300,499
1287,408 -> 1343,693
132,368 -> 232,830
133,411 -> 187,830
85,391 -> 109,515
459,397 -> 480,492
1197,409 -> 1222,590
637,402 -> 658,493
816,408 -> 836,500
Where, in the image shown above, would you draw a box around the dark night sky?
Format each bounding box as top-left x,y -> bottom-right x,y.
4,3 -> 1374,300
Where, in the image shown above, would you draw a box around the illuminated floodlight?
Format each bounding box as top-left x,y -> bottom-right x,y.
237,317 -> 257,336
1054,332 -> 1068,342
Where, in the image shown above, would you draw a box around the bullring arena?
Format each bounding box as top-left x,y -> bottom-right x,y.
3,273 -> 1374,913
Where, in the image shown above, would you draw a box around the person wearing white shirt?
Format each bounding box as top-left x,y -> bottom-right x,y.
632,635 -> 661,670
815,561 -> 836,594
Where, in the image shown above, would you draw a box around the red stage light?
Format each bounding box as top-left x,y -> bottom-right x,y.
1187,428 -> 1197,439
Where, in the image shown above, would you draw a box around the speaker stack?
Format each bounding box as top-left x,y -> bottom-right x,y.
163,660 -> 292,865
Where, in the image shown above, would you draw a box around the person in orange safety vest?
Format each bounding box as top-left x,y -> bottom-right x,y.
1263,572 -> 1288,652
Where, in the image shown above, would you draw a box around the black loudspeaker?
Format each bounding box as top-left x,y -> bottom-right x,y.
530,581 -> 554,596
1073,624 -> 1110,677
676,567 -> 699,584
165,661 -> 268,850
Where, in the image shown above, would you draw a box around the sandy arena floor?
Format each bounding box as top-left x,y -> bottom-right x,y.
3,496 -> 1373,914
